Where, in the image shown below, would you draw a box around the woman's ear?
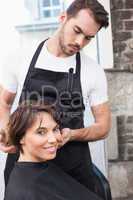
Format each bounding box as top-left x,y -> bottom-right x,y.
58,11 -> 67,23
20,136 -> 25,145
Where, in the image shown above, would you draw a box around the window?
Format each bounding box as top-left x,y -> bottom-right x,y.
39,0 -> 62,21
96,0 -> 114,68
16,0 -> 113,68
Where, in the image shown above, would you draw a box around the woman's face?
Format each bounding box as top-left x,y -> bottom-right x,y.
20,112 -> 61,162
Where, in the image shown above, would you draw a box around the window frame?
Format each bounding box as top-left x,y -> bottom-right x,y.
16,0 -> 114,68
96,0 -> 114,69
39,0 -> 62,23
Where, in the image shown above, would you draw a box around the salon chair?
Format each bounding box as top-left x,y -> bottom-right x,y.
92,163 -> 112,200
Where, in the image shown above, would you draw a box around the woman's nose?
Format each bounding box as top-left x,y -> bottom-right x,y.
47,132 -> 57,143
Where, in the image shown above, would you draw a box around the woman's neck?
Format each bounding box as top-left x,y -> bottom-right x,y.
18,153 -> 46,163
18,153 -> 30,162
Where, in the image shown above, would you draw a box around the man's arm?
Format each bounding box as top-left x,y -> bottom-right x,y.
70,102 -> 111,141
60,102 -> 111,146
0,85 -> 16,152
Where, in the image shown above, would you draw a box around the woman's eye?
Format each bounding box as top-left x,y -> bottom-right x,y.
36,129 -> 47,135
37,131 -> 45,135
53,127 -> 60,133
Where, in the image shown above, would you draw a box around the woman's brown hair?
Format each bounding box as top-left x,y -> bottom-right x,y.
1,100 -> 60,152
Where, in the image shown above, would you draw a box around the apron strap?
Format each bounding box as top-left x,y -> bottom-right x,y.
67,52 -> 81,92
23,39 -> 47,90
75,52 -> 81,76
29,40 -> 46,71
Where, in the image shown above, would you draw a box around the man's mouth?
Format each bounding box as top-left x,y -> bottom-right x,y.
69,45 -> 80,51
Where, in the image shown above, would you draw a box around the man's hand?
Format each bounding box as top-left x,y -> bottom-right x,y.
58,128 -> 72,148
0,134 -> 16,153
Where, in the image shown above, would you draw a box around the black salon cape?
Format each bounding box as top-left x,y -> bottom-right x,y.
4,162 -> 102,200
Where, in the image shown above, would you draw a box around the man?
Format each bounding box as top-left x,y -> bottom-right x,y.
0,0 -> 111,196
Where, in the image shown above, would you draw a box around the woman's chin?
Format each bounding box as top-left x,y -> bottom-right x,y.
46,153 -> 57,160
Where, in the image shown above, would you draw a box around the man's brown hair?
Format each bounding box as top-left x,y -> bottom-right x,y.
66,0 -> 109,28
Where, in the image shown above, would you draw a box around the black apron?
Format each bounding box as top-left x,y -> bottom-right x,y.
4,40 -> 94,191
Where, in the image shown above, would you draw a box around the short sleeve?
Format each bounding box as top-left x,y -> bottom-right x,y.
0,48 -> 20,93
88,67 -> 108,107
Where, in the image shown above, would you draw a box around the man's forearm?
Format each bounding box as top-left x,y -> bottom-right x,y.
0,105 -> 10,130
0,106 -> 17,153
70,123 -> 109,142
0,106 -> 10,146
0,86 -> 15,130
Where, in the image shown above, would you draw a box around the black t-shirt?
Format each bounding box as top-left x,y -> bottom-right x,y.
4,161 -> 101,200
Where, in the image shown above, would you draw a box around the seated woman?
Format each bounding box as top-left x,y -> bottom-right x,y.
3,100 -> 102,200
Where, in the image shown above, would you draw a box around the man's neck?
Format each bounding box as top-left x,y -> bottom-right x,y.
46,35 -> 68,58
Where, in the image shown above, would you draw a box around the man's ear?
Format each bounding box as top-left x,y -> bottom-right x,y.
59,11 -> 67,23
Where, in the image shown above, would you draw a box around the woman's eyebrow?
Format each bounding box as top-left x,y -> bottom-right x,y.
36,119 -> 47,131
38,118 -> 43,129
36,122 -> 59,131
37,127 -> 47,130
53,124 -> 59,129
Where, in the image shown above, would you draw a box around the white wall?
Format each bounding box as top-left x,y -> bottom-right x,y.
64,0 -> 114,68
0,2 -> 23,199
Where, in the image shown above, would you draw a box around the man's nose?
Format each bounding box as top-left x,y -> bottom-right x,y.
75,35 -> 85,48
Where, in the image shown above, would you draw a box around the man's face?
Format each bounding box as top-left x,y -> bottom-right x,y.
59,9 -> 101,56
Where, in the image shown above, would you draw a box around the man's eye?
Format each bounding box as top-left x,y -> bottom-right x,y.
85,36 -> 91,41
74,29 -> 80,34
